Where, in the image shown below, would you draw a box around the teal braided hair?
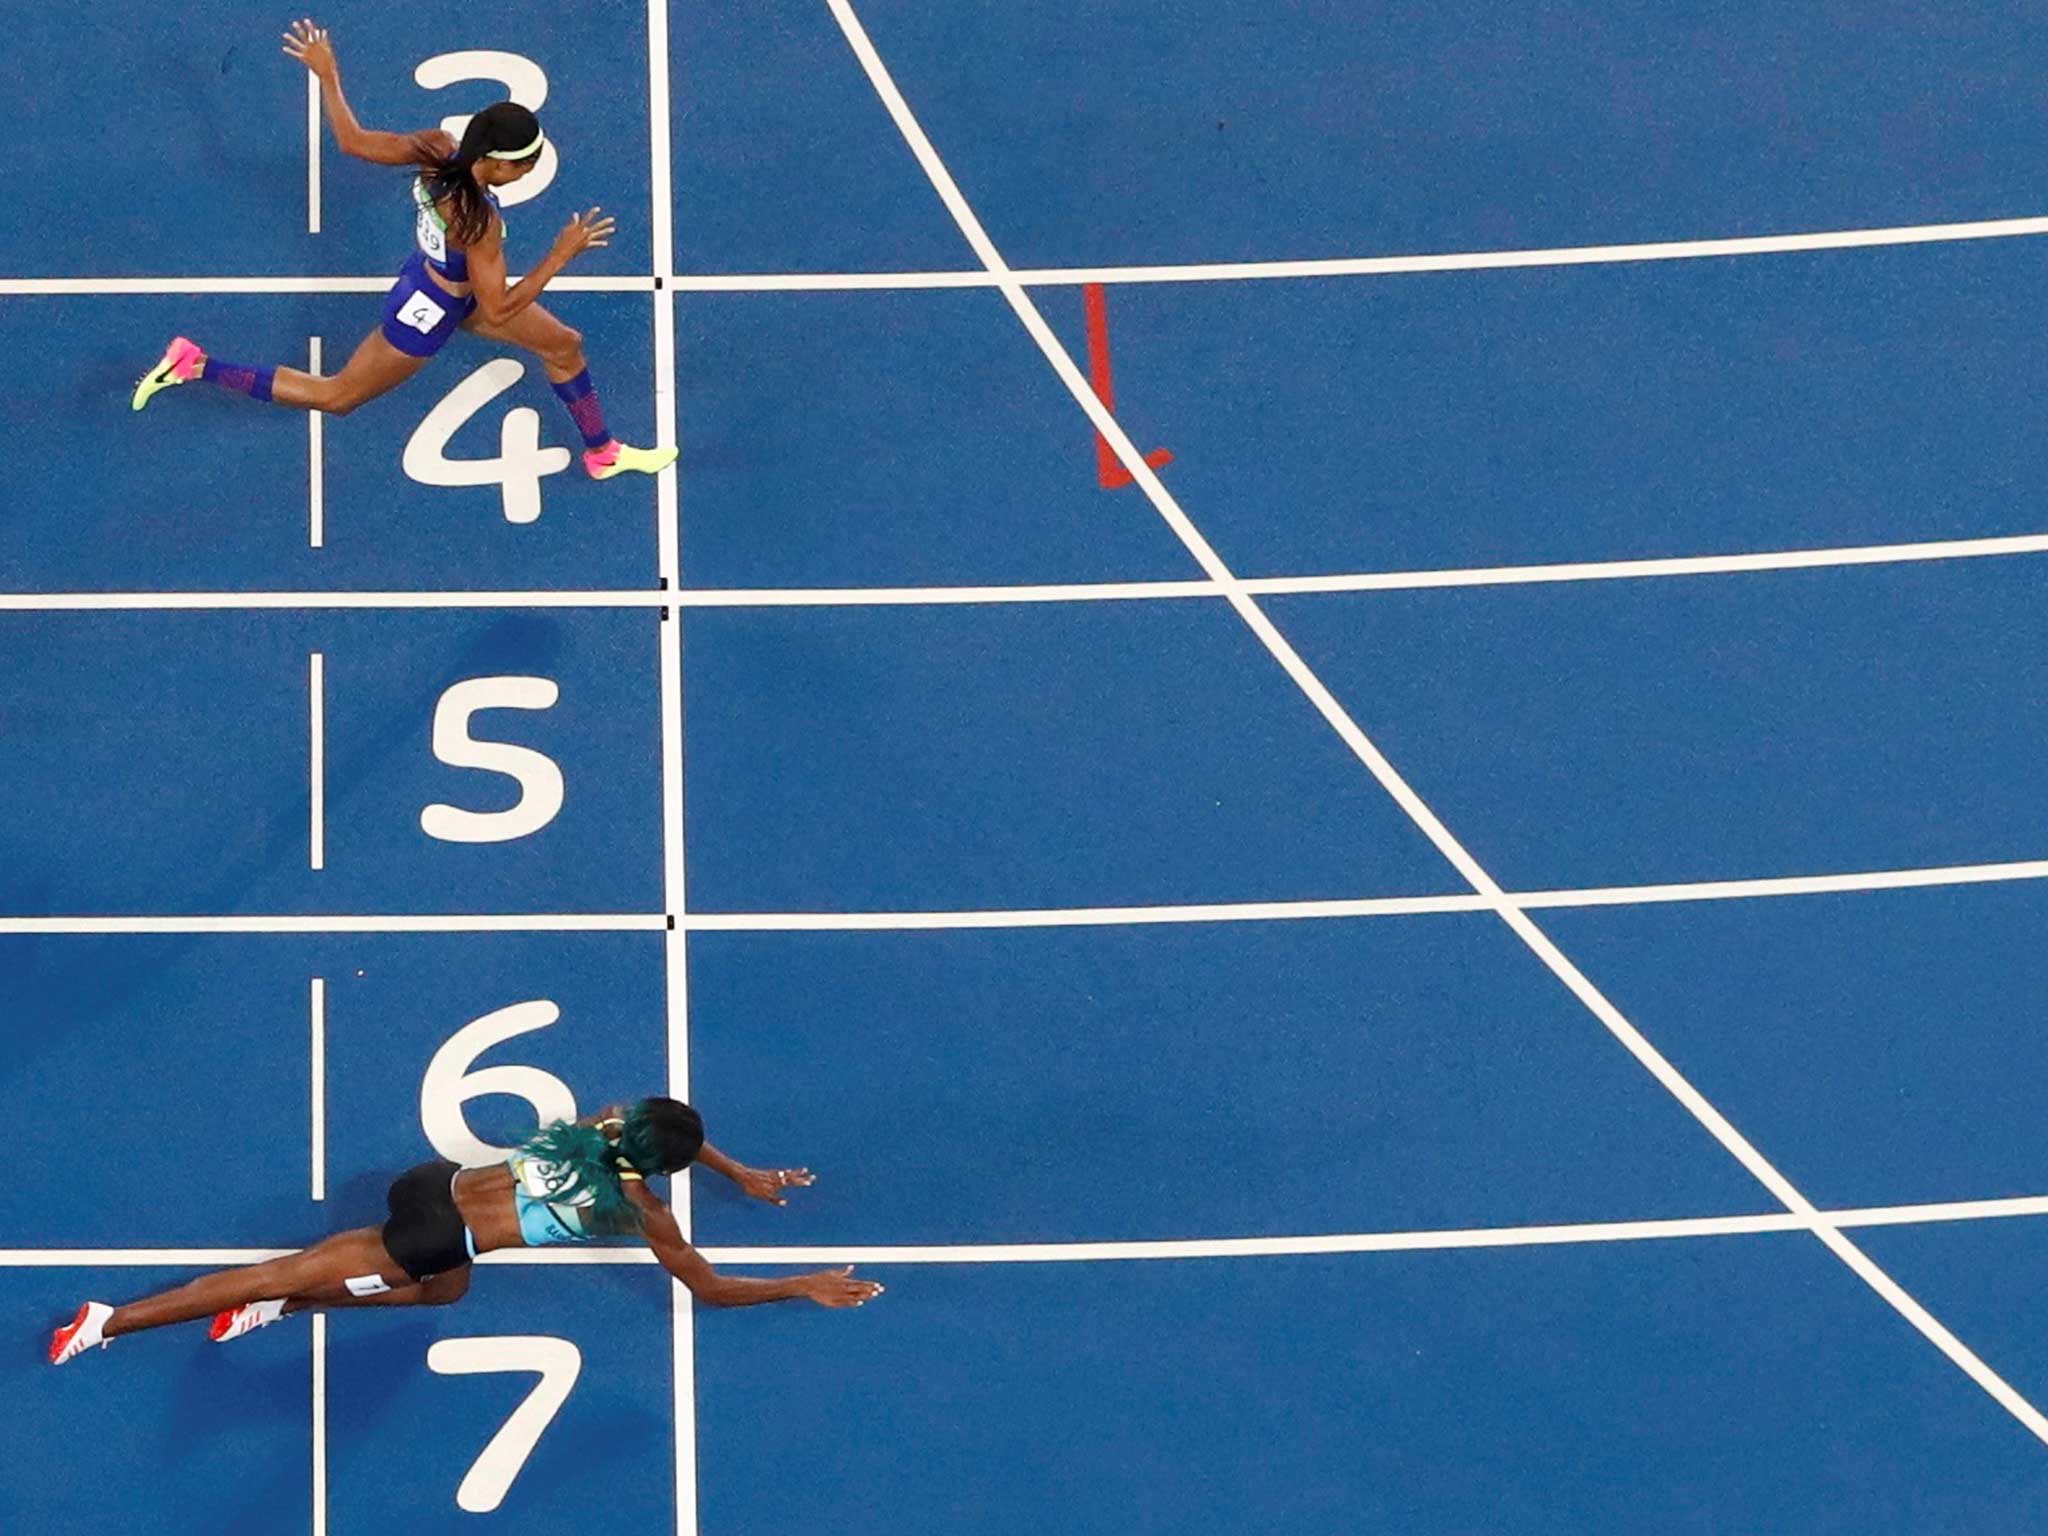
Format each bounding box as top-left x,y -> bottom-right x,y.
514,1120 -> 641,1234
515,1098 -> 705,1236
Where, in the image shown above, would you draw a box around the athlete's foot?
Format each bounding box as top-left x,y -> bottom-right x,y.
132,336 -> 206,412
209,1298 -> 290,1343
582,440 -> 677,480
48,1301 -> 114,1365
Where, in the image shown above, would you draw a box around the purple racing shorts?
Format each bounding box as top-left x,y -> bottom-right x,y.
380,250 -> 477,358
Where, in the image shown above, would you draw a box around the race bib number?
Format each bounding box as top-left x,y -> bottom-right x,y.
416,202 -> 449,262
400,289 -> 449,336
513,1154 -> 597,1207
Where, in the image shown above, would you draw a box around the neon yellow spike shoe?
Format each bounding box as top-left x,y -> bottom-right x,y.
132,336 -> 206,411
582,440 -> 678,480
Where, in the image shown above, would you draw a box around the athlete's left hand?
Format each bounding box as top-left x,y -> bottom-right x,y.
281,18 -> 337,78
733,1165 -> 814,1206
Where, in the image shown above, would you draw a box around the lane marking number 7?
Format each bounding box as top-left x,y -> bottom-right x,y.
427,1335 -> 584,1513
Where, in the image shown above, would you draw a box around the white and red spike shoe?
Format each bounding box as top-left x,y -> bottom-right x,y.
49,1301 -> 114,1365
209,1299 -> 289,1343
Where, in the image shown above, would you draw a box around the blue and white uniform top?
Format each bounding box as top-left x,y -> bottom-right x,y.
504,1124 -> 641,1248
411,176 -> 503,285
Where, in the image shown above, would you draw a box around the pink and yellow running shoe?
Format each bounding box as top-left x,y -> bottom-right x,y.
583,440 -> 678,480
132,336 -> 206,412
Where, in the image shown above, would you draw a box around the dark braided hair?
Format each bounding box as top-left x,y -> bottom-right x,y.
419,101 -> 542,248
617,1098 -> 705,1177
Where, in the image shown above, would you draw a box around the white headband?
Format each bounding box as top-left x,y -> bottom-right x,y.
485,132 -> 545,161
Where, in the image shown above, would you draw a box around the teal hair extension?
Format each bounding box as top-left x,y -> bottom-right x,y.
515,1120 -> 643,1234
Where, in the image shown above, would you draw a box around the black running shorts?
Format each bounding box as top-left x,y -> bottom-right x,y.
381,1159 -> 474,1282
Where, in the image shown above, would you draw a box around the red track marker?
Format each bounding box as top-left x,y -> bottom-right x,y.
1083,283 -> 1172,489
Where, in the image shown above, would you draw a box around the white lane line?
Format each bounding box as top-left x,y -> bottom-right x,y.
646,0 -> 698,1519
11,528 -> 2048,612
677,577 -> 1217,606
826,0 -> 2048,1447
1518,857 -> 2048,911
12,1193 -> 2048,1270
311,1312 -> 327,1536
306,74 -> 321,236
307,652 -> 325,871
677,269 -> 992,291
1240,531 -> 2048,596
691,857 -> 2048,930
689,894 -> 1488,930
0,582 -> 1199,611
23,212 -> 2024,297
310,977 -> 326,1202
7,853 -> 2048,936
307,336 -> 324,549
0,914 -> 668,934
0,590 -> 667,611
0,276 -> 656,296
2,1248 -> 299,1264
6,212 -> 2044,300
693,1194 -> 2048,1263
1010,215 -> 2048,284
672,213 -> 2048,290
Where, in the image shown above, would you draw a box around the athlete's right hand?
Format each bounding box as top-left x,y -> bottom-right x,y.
801,1266 -> 885,1309
281,18 -> 337,78
553,208 -> 616,262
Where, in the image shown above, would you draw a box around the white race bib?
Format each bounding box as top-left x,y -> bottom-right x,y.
514,1155 -> 597,1207
399,290 -> 448,336
414,185 -> 449,263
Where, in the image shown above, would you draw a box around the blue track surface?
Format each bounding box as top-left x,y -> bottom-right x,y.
11,3 -> 2048,1533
